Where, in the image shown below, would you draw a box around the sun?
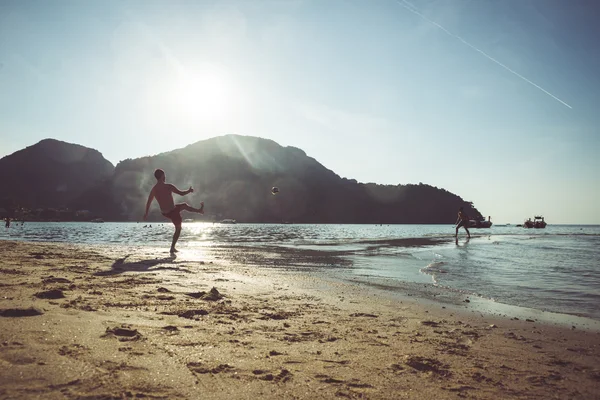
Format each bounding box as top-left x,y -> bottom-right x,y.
171,67 -> 230,122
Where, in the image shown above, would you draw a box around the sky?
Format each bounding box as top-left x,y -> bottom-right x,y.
1,0 -> 599,224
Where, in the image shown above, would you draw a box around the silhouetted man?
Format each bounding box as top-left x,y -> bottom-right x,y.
143,169 -> 204,253
455,207 -> 471,238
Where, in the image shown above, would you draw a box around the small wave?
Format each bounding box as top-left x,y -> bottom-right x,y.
357,237 -> 450,248
420,261 -> 448,284
422,261 -> 447,273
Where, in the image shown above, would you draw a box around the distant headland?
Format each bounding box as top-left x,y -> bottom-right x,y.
0,135 -> 483,223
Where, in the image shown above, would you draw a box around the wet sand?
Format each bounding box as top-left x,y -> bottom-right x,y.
0,240 -> 599,399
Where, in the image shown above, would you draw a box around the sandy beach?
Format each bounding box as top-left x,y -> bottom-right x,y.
1,240 -> 599,399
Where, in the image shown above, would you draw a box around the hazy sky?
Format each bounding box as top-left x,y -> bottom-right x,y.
1,0 -> 599,224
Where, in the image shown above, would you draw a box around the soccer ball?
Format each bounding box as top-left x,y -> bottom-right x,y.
271,186 -> 279,195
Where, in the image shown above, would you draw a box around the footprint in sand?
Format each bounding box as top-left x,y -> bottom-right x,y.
102,326 -> 143,342
185,287 -> 224,301
187,362 -> 234,375
35,289 -> 66,299
161,326 -> 180,335
255,369 -> 292,382
0,307 -> 43,317
315,374 -> 372,389
58,344 -> 89,359
0,353 -> 38,366
420,320 -> 441,327
161,309 -> 209,319
350,313 -> 378,318
403,355 -> 452,377
42,277 -> 72,284
259,311 -> 294,320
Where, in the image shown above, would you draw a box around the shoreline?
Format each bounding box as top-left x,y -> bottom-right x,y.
1,240 -> 599,399
2,233 -> 599,325
331,273 -> 600,332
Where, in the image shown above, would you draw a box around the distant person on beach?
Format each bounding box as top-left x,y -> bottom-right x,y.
4,217 -> 9,228
455,207 -> 471,238
143,169 -> 204,253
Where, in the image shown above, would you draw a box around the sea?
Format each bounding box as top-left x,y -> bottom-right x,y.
2,222 -> 600,325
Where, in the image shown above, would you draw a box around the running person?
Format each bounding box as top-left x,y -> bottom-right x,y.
455,207 -> 471,238
143,169 -> 204,253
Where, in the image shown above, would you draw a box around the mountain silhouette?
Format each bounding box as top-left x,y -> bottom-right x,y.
80,134 -> 482,223
1,135 -> 482,223
0,139 -> 114,211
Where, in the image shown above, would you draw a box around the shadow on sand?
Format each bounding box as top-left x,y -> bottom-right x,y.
95,254 -> 186,276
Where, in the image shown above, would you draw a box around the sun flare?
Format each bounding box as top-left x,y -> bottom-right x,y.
171,68 -> 230,122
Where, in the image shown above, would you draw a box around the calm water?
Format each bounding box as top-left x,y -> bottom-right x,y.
2,222 -> 599,320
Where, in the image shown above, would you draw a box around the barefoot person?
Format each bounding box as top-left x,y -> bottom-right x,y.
455,207 -> 471,238
143,169 -> 204,253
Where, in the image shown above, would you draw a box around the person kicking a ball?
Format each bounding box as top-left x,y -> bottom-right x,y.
144,168 -> 204,253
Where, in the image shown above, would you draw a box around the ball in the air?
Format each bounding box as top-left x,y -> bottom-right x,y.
271,186 -> 280,195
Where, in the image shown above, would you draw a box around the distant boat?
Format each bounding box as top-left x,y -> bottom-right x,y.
523,216 -> 546,229
468,216 -> 492,228
91,218 -> 104,223
184,218 -> 194,223
220,219 -> 237,224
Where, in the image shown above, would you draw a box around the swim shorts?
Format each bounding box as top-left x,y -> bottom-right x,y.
162,206 -> 183,226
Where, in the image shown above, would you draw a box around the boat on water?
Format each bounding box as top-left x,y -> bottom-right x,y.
91,218 -> 104,223
523,216 -> 546,229
220,219 -> 237,224
468,216 -> 492,228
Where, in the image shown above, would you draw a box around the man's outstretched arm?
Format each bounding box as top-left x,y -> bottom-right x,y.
170,184 -> 193,196
143,189 -> 155,219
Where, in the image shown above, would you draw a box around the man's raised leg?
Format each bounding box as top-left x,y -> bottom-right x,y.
178,202 -> 204,214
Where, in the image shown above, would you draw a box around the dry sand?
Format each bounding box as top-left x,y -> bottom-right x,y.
0,240 -> 599,399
